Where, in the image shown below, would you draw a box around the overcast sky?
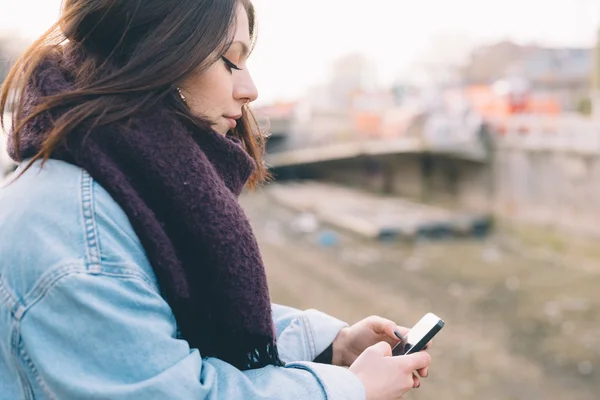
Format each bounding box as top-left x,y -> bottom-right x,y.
1,0 -> 599,104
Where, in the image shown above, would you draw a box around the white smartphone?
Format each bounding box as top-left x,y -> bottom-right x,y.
392,313 -> 445,356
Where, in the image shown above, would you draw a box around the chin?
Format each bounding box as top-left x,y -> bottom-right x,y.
212,124 -> 228,136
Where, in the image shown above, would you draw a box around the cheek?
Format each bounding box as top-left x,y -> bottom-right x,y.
185,66 -> 232,117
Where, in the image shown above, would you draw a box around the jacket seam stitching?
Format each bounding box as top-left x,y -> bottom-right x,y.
80,173 -> 156,289
11,321 -> 35,400
80,170 -> 102,273
301,315 -> 317,361
282,362 -> 329,398
0,275 -> 20,316
15,271 -> 161,399
18,341 -> 58,400
18,263 -> 86,319
19,263 -> 157,320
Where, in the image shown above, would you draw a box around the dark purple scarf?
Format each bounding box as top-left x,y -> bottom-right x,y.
8,50 -> 282,370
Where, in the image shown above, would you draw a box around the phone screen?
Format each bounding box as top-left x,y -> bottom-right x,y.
393,313 -> 444,356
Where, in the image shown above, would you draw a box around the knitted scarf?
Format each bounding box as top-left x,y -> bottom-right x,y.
7,49 -> 282,370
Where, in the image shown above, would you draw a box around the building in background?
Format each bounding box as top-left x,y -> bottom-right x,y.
511,47 -> 592,112
460,41 -> 594,112
460,41 -> 535,85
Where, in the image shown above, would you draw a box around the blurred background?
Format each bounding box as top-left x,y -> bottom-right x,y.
2,1 -> 600,399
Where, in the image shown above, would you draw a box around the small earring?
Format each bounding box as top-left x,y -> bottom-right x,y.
176,87 -> 187,103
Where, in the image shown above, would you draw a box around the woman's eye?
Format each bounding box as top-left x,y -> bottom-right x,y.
221,56 -> 242,72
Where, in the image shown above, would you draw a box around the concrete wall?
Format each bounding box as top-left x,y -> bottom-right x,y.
493,149 -> 600,236
273,115 -> 600,237
490,116 -> 600,236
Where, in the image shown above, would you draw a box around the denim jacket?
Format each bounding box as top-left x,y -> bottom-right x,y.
0,160 -> 366,400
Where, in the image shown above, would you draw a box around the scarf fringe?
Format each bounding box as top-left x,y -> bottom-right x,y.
201,330 -> 284,370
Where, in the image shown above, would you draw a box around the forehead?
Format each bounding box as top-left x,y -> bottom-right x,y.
233,3 -> 251,42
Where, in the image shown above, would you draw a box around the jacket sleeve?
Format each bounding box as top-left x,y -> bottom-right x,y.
272,304 -> 347,364
18,269 -> 366,400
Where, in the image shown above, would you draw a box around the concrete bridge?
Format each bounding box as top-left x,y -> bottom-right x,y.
267,114 -> 600,238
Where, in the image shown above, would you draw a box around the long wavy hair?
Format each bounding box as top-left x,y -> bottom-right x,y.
0,0 -> 270,187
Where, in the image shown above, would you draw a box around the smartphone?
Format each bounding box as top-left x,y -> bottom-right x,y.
392,313 -> 445,356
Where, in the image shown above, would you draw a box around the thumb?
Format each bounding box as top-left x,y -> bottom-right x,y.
369,341 -> 393,357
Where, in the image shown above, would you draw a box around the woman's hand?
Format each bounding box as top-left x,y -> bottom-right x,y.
332,316 -> 430,386
349,342 -> 431,400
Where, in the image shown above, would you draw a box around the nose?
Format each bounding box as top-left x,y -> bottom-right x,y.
233,69 -> 258,104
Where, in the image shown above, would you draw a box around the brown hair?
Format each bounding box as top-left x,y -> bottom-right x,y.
0,0 -> 270,187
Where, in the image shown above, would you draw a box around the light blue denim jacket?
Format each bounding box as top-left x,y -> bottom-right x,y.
0,160 -> 366,400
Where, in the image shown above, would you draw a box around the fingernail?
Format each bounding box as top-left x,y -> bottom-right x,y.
393,329 -> 404,341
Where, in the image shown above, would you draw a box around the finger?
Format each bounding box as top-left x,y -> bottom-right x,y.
382,322 -> 402,345
374,319 -> 405,347
392,327 -> 410,348
370,317 -> 397,336
417,367 -> 428,378
413,374 -> 421,389
370,341 -> 393,357
395,326 -> 410,338
404,351 -> 431,371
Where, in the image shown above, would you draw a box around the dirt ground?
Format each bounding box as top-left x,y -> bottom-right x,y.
241,189 -> 599,400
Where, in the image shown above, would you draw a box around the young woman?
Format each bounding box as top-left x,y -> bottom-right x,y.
0,1 -> 432,399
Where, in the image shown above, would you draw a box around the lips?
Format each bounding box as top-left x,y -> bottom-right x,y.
223,114 -> 242,130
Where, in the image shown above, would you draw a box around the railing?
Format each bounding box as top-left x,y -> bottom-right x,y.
266,136 -> 426,167
495,114 -> 600,154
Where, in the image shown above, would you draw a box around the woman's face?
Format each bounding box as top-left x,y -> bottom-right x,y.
179,4 -> 258,135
